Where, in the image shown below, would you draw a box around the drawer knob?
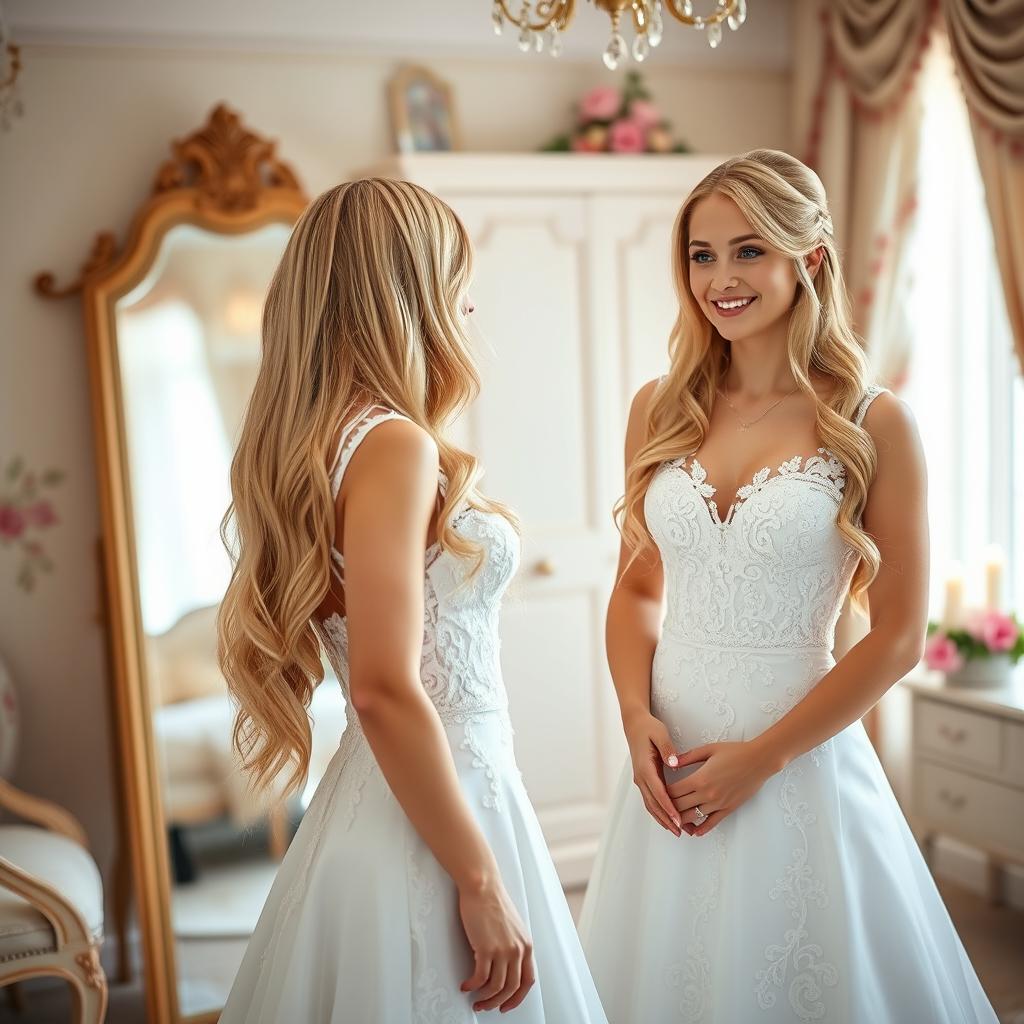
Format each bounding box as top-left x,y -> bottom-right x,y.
938,724 -> 967,743
938,787 -> 967,810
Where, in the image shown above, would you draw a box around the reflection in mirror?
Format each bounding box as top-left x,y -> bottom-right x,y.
115,221 -> 346,1017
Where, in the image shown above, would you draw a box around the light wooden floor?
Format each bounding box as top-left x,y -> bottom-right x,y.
2,878 -> 1021,1022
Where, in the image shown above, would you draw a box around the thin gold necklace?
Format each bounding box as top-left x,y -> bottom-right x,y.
716,383 -> 798,431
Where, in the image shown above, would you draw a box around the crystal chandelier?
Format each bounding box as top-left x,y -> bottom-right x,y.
491,0 -> 747,69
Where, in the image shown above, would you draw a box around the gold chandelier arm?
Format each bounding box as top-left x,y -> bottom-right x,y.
631,2 -> 652,33
663,0 -> 737,27
537,0 -> 575,25
496,0 -> 575,32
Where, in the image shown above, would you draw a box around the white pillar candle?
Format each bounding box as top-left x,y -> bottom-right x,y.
943,562 -> 964,630
984,544 -> 1003,611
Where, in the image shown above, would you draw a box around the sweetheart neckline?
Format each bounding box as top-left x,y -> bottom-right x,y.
667,448 -> 846,530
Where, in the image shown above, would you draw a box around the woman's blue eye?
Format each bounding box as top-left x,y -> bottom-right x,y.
689,246 -> 762,264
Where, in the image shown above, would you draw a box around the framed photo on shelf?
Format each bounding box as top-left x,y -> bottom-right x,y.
388,63 -> 461,154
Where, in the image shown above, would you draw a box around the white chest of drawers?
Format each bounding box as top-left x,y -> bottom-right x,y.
903,668 -> 1024,905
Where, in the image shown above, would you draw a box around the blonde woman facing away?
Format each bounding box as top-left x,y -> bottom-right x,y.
577,150 -> 997,1023
216,179 -> 608,1023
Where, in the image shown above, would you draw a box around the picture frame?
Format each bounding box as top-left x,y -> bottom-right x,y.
387,63 -> 461,154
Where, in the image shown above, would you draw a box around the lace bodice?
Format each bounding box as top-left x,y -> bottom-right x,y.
317,406 -> 520,725
645,385 -> 885,651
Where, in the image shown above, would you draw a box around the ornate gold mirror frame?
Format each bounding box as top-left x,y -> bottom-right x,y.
35,103 -> 308,1024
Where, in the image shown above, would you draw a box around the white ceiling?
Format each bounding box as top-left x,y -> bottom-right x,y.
5,0 -> 792,70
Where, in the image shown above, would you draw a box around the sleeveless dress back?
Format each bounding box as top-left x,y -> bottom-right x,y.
220,405 -> 608,1023
577,385 -> 998,1023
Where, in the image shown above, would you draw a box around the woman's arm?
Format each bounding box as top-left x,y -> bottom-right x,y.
751,391 -> 929,767
341,419 -> 532,1012
669,392 -> 929,835
607,379 -> 685,836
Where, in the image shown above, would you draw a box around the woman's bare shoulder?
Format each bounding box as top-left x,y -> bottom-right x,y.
343,416 -> 439,489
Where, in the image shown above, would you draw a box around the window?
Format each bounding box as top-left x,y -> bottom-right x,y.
902,30 -> 1022,620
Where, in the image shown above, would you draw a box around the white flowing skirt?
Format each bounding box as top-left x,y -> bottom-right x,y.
221,708 -> 608,1023
577,637 -> 998,1024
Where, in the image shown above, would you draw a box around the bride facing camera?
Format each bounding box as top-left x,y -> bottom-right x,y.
578,149 -> 998,1024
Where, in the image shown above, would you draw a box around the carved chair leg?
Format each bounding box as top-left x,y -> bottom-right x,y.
168,824 -> 197,884
71,945 -> 109,1024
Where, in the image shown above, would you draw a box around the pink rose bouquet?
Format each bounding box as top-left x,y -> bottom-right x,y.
924,608 -> 1023,673
541,71 -> 690,155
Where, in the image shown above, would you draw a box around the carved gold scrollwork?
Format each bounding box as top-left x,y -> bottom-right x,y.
35,102 -> 303,299
153,103 -> 300,212
75,945 -> 105,989
34,232 -> 119,299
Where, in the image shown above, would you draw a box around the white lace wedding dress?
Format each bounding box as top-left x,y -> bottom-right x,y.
220,407 -> 608,1023
577,385 -> 998,1023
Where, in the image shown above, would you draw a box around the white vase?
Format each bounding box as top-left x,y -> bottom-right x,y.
944,653 -> 1014,689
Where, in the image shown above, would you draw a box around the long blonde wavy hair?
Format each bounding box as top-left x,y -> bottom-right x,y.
217,178 -> 517,800
616,148 -> 880,605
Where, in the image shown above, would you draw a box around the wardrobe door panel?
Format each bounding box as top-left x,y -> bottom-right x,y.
444,195 -> 621,884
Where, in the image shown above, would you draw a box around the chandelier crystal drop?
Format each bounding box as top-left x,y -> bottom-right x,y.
547,23 -> 563,55
489,0 -> 744,64
603,31 -> 628,70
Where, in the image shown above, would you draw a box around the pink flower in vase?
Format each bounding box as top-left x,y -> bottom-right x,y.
609,118 -> 647,153
629,99 -> 661,129
923,632 -> 964,673
977,609 -> 1019,652
579,85 -> 622,122
0,503 -> 26,540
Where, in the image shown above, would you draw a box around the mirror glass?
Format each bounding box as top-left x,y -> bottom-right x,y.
114,220 -> 347,1017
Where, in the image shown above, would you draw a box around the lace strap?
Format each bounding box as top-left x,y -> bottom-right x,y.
853,384 -> 886,428
330,405 -> 410,500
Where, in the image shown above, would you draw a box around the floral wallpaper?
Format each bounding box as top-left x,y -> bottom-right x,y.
0,456 -> 64,592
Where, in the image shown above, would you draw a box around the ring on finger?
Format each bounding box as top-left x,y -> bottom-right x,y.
693,804 -> 708,825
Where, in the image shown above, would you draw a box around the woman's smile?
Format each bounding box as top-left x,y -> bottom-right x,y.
711,295 -> 758,317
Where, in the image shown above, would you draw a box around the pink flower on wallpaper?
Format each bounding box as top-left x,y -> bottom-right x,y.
2,456 -> 65,592
579,85 -> 621,122
923,632 -> 964,673
629,99 -> 661,128
25,500 -> 57,527
0,504 -> 26,539
609,119 -> 647,153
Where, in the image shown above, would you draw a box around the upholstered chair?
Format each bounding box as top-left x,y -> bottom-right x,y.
0,777 -> 108,1022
